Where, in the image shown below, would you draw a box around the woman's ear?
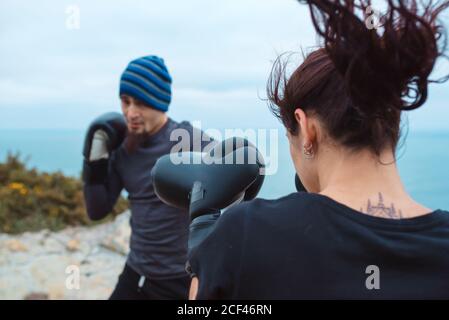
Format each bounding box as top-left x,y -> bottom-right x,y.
294,108 -> 316,144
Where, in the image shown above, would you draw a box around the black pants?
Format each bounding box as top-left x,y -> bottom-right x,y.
109,264 -> 191,300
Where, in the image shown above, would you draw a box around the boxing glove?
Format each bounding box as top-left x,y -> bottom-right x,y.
151,137 -> 265,219
82,112 -> 127,185
295,174 -> 307,192
151,137 -> 265,252
208,137 -> 265,201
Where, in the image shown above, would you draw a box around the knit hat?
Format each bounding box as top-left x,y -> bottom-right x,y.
119,55 -> 172,112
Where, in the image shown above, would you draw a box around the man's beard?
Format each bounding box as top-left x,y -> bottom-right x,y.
124,130 -> 150,154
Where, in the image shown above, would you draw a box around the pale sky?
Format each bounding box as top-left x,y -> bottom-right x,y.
0,0 -> 448,132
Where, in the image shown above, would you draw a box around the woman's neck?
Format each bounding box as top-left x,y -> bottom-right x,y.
317,148 -> 431,219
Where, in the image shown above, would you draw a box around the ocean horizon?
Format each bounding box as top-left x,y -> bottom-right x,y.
1,128 -> 448,211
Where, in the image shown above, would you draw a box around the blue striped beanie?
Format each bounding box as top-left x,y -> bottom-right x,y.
119,55 -> 172,112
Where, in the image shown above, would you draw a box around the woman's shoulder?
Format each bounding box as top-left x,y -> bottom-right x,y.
241,191 -> 322,211
224,193 -> 449,235
222,191 -> 324,224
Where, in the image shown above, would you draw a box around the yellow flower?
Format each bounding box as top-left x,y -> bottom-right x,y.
8,182 -> 28,195
8,182 -> 24,190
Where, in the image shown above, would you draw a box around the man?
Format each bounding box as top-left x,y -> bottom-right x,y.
82,55 -> 210,299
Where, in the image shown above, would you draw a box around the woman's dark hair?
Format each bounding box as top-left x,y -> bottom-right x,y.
268,0 -> 449,156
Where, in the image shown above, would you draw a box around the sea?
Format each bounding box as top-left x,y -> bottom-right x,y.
0,129 -> 448,210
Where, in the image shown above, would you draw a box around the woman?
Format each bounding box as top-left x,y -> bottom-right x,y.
188,0 -> 449,299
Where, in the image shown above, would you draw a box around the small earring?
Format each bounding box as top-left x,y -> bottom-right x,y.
303,143 -> 314,159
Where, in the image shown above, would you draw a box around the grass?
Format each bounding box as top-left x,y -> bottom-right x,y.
0,152 -> 128,234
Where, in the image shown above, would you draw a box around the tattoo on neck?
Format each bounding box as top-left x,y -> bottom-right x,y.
360,192 -> 403,219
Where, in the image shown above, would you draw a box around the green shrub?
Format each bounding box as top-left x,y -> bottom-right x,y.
0,152 -> 128,234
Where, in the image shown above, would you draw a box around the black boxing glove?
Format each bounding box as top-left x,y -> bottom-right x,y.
82,112 -> 127,185
187,211 -> 221,253
295,173 -> 307,192
208,137 -> 265,202
151,137 -> 265,253
151,138 -> 265,219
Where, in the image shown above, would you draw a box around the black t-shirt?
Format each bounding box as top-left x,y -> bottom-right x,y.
189,192 -> 449,299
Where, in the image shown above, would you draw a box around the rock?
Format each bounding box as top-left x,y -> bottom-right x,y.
66,239 -> 80,252
5,239 -> 28,252
0,211 -> 129,300
41,237 -> 65,254
24,292 -> 49,300
100,211 -> 131,255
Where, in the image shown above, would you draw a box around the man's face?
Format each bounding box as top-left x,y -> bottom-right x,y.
120,95 -> 164,135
